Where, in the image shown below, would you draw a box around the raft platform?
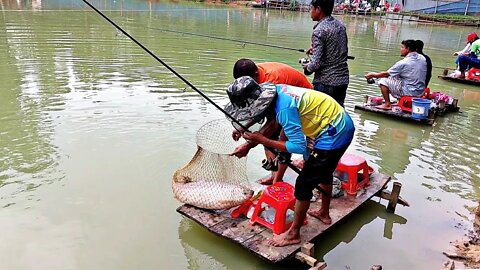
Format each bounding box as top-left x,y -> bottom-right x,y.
354,95 -> 460,126
177,170 -> 407,268
438,74 -> 480,86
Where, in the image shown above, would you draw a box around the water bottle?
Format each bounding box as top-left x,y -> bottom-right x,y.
260,207 -> 277,224
334,171 -> 349,183
286,209 -> 295,224
246,206 -> 255,219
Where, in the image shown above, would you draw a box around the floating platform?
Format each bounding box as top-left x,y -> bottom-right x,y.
355,102 -> 436,125
354,95 -> 460,126
438,74 -> 480,86
438,68 -> 480,86
177,169 -> 405,266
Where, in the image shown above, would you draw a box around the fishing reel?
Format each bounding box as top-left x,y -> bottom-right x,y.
262,158 -> 278,171
299,57 -> 310,65
366,78 -> 376,84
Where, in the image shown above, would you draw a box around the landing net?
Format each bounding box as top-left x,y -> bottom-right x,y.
172,119 -> 254,210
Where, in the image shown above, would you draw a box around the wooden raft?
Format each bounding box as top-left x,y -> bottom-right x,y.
438,69 -> 480,86
354,103 -> 436,125
177,172 -> 392,264
438,74 -> 480,86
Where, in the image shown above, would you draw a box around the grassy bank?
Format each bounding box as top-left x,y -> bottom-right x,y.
406,12 -> 480,26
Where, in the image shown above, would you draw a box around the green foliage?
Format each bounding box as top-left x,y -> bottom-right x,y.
405,12 -> 480,22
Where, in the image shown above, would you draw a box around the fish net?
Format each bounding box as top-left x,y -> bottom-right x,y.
172,119 -> 254,210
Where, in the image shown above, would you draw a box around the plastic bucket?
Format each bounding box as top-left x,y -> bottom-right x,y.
411,98 -> 431,119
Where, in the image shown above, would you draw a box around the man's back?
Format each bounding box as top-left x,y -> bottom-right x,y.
309,16 -> 349,86
470,39 -> 480,57
422,53 -> 432,87
257,62 -> 313,89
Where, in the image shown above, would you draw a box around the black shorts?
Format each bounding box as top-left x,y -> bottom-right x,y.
313,82 -> 348,107
294,146 -> 349,201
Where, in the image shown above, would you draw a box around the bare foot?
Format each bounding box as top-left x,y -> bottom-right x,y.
268,230 -> 301,247
257,175 -> 273,185
307,208 -> 332,225
375,104 -> 391,110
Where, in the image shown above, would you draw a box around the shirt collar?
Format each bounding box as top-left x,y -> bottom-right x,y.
313,15 -> 333,29
406,52 -> 418,58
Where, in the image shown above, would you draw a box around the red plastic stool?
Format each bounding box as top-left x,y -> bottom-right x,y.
249,182 -> 297,234
397,88 -> 430,113
467,68 -> 480,81
397,96 -> 413,112
335,153 -> 372,196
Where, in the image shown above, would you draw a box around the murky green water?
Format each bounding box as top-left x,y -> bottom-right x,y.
0,1 -> 479,269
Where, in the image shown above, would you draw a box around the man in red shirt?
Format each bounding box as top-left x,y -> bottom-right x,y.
233,59 -> 313,89
232,59 -> 313,185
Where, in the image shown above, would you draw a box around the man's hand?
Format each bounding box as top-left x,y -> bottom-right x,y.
230,143 -> 252,158
306,47 -> 313,55
303,65 -> 313,76
242,131 -> 267,145
364,72 -> 376,80
232,130 -> 242,141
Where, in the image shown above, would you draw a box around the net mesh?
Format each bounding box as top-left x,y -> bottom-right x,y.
172,119 -> 254,210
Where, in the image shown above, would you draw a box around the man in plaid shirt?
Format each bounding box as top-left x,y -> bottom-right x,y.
303,0 -> 349,107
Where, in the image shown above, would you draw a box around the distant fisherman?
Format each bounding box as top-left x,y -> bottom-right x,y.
364,40 -> 426,110
454,33 -> 480,79
226,76 -> 355,246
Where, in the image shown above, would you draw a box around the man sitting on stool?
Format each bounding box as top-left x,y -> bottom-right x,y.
364,39 -> 426,110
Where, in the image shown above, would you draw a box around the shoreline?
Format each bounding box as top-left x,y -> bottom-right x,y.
197,0 -> 480,27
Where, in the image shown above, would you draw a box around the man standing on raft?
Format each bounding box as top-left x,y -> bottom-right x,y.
226,76 -> 355,246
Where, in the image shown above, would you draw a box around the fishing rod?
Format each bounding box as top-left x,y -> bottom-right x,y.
82,0 -> 305,176
148,26 -> 355,60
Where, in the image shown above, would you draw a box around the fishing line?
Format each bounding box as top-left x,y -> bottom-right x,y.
148,26 -> 355,60
81,0 -> 311,178
147,21 -> 463,73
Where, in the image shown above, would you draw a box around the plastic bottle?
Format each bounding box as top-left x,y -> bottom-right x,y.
246,206 -> 255,219
260,207 -> 276,224
286,209 -> 295,224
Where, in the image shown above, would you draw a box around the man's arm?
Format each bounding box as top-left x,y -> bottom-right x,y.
305,29 -> 323,75
241,108 -> 307,157
230,117 -> 279,158
365,71 -> 389,80
455,44 -> 471,56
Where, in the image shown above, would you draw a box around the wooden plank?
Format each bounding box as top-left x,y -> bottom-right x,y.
354,103 -> 435,125
241,173 -> 390,263
295,251 -> 317,266
301,242 -> 315,256
387,182 -> 402,213
176,205 -> 229,228
209,217 -> 266,243
377,188 -> 410,207
177,172 -> 391,264
310,262 -> 327,270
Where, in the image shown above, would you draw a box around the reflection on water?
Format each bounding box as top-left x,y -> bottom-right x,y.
0,0 -> 479,269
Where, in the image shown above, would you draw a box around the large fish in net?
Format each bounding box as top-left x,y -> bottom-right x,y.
172,119 -> 254,210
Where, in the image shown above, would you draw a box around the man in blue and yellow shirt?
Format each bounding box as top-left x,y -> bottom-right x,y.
225,76 -> 355,247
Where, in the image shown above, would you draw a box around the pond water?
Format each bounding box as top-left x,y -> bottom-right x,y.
0,1 -> 479,269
